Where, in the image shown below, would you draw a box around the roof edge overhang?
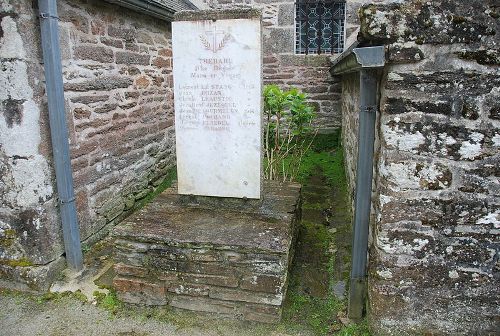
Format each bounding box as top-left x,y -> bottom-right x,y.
103,0 -> 198,21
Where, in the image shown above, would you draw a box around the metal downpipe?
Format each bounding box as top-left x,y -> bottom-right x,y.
347,69 -> 378,320
38,0 -> 83,270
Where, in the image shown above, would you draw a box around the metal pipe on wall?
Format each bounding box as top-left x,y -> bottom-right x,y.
330,46 -> 384,320
38,0 -> 83,270
347,68 -> 378,320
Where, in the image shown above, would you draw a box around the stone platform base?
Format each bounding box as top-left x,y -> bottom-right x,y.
112,180 -> 301,323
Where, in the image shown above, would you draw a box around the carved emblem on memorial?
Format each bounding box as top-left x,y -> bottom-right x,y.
199,26 -> 232,53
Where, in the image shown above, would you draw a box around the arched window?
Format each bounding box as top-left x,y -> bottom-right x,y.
295,0 -> 346,54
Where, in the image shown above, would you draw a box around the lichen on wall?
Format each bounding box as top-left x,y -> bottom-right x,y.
346,0 -> 500,334
1,0 -> 177,290
0,1 -> 64,270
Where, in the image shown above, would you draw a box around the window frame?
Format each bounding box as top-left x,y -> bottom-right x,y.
294,0 -> 347,55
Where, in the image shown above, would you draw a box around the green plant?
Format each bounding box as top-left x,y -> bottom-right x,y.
263,85 -> 317,181
93,290 -> 121,314
337,321 -> 371,336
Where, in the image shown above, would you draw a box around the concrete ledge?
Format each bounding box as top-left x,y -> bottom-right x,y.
175,8 -> 262,22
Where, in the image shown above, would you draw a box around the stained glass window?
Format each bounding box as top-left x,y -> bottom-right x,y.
295,0 -> 346,55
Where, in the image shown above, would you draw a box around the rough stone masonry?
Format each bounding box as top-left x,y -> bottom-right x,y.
0,0 -> 179,290
339,0 -> 499,334
113,181 -> 301,323
204,0 -> 345,132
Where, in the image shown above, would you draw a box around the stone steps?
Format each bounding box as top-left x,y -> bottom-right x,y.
112,180 -> 301,323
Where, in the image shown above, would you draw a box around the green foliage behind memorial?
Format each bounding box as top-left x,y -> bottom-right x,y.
263,85 -> 317,181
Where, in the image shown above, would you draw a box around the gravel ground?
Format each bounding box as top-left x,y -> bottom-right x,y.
0,292 -> 312,336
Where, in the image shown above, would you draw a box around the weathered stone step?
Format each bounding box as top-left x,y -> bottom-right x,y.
112,180 -> 301,323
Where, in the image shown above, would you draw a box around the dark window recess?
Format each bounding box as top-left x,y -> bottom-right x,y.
295,0 -> 346,55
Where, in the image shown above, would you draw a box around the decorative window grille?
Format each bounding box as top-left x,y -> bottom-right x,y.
295,0 -> 346,55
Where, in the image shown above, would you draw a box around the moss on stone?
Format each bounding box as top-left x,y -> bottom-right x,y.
0,258 -> 34,267
135,167 -> 177,210
455,49 -> 500,66
0,229 -> 17,248
93,289 -> 121,314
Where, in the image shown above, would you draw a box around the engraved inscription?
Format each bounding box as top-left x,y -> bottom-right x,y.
173,18 -> 262,198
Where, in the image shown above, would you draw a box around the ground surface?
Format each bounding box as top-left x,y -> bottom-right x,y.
0,136 -> 369,336
0,292 -> 312,336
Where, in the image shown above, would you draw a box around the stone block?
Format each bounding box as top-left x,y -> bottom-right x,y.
152,57 -> 170,68
58,8 -> 89,33
167,283 -> 210,296
116,51 -> 150,65
185,262 -> 237,276
108,25 -> 136,41
114,277 -> 166,305
73,107 -> 90,119
385,97 -> 452,117
236,259 -> 286,275
179,273 -> 239,288
100,36 -> 123,49
70,94 -> 109,104
240,274 -> 283,294
64,76 -> 132,91
242,303 -> 281,323
264,27 -> 294,54
115,251 -> 146,267
209,287 -> 283,306
0,256 -> 66,292
94,103 -> 118,114
380,161 -> 452,191
158,48 -> 172,57
359,2 -> 496,45
170,296 -> 236,315
74,45 -> 114,63
387,45 -> 424,64
114,263 -> 149,277
277,3 -> 294,26
385,72 -> 500,97
136,31 -> 154,45
115,240 -> 150,253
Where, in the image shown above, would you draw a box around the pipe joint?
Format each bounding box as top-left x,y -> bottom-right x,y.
60,197 -> 76,205
360,105 -> 377,114
39,12 -> 59,20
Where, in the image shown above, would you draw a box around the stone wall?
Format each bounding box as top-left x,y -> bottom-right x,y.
0,0 -> 175,290
59,0 -> 175,244
338,0 -> 499,334
339,73 -> 359,206
0,0 -> 65,289
205,0 -> 345,132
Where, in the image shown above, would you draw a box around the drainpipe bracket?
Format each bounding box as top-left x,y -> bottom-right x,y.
360,105 -> 377,114
39,12 -> 59,20
60,197 -> 76,205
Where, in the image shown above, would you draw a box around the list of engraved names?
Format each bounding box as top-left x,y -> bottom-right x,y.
172,17 -> 262,198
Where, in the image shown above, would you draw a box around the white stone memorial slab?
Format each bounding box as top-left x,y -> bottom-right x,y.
172,10 -> 262,199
